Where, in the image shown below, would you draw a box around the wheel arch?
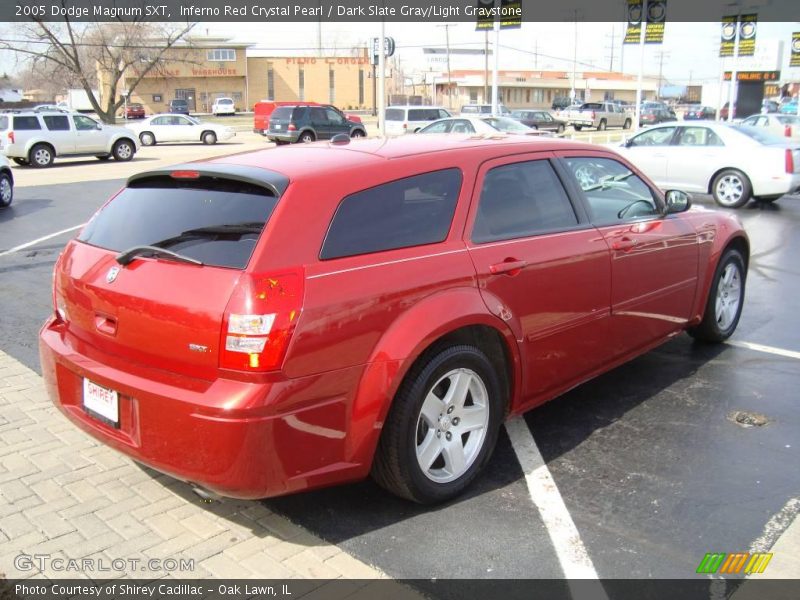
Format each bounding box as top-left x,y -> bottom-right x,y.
0,166 -> 13,185
346,288 -> 521,472
690,231 -> 750,325
29,140 -> 56,158
113,136 -> 137,150
706,166 -> 750,195
200,129 -> 216,141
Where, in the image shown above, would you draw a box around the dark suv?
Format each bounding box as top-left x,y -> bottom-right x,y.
267,105 -> 367,144
168,99 -> 190,115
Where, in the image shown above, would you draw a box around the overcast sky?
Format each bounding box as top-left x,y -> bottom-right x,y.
2,20 -> 798,86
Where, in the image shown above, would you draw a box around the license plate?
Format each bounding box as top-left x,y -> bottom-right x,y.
82,378 -> 119,427
274,124 -> 282,130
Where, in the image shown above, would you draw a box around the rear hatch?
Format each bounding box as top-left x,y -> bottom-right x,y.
385,108 -> 406,135
55,167 -> 286,380
268,106 -> 296,134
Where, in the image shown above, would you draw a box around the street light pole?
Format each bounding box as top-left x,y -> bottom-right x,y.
634,0 -> 648,132
727,11 -> 740,122
437,24 -> 455,110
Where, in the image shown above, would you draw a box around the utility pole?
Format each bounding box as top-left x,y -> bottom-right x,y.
571,11 -> 578,101
534,39 -> 538,70
437,24 -> 455,110
605,25 -> 617,71
656,51 -> 669,100
484,31 -> 489,103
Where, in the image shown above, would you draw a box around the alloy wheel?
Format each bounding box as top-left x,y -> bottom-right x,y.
715,263 -> 742,330
715,175 -> 744,206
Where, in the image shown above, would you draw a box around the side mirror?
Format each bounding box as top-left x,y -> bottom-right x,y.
664,190 -> 691,214
96,123 -> 102,130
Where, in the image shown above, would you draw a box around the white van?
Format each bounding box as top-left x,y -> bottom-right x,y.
385,106 -> 452,135
460,104 -> 511,116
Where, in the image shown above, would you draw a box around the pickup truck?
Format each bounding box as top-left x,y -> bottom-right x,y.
565,102 -> 632,131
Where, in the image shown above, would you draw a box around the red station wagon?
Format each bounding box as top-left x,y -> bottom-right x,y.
40,135 -> 749,504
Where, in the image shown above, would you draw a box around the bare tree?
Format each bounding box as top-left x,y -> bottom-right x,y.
1,18 -> 196,122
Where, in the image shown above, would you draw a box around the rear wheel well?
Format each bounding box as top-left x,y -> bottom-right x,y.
707,167 -> 749,195
404,325 -> 513,415
30,141 -> 56,157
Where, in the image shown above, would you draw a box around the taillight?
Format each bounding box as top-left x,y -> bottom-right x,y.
287,123 -> 297,131
8,131 -> 14,144
785,125 -> 792,138
786,149 -> 795,174
591,111 -> 596,120
403,123 -> 408,129
220,270 -> 304,372
51,254 -> 67,324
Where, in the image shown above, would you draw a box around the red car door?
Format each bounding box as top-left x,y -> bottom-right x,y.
466,152 -> 612,409
559,152 -> 699,357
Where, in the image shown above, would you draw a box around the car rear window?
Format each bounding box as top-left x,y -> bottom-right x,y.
13,116 -> 41,130
777,116 -> 800,125
271,107 -> 293,119
730,125 -> 787,145
408,109 -> 440,121
78,177 -> 279,270
321,169 -> 462,260
581,103 -> 603,110
43,115 -> 70,131
386,109 -> 404,121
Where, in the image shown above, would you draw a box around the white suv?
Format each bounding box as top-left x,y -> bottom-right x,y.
385,106 -> 452,135
212,98 -> 236,116
0,111 -> 139,168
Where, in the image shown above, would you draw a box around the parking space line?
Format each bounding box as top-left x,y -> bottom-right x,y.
727,340 -> 800,361
0,223 -> 86,258
505,417 -> 607,597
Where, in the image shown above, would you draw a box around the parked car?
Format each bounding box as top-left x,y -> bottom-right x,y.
385,106 -> 452,135
253,101 -> 362,136
126,114 -> 235,146
719,102 -> 738,120
551,96 -> 572,110
460,104 -> 511,116
0,111 -> 138,167
683,106 -> 716,120
120,103 -> 146,119
40,134 -> 748,504
267,105 -> 367,144
640,102 -> 677,126
762,100 -> 779,114
739,113 -> 800,141
0,154 -> 13,208
211,97 -> 236,116
510,109 -> 567,133
417,116 -> 544,136
33,104 -> 70,114
565,101 -> 632,131
614,122 -> 800,207
168,99 -> 190,115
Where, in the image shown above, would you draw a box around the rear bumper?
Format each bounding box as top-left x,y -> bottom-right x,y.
39,318 -> 375,499
267,132 -> 300,143
752,173 -> 800,197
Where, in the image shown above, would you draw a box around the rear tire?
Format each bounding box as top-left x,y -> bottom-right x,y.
574,124 -> 583,131
623,118 -> 632,129
350,129 -> 366,138
0,172 -> 12,208
371,345 -> 504,504
29,144 -> 54,168
112,139 -> 135,162
202,131 -> 217,145
139,132 -> 156,146
557,124 -> 565,134
12,158 -> 29,166
711,169 -> 752,208
298,131 -> 315,143
95,155 -> 111,161
597,119 -> 607,131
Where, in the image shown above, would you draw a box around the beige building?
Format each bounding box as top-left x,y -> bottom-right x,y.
433,70 -> 659,110
102,37 -> 388,114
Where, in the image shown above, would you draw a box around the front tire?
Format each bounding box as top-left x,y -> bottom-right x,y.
371,345 -> 504,504
112,139 -> 135,162
350,129 -> 366,138
574,124 -> 583,131
712,169 -> 752,208
95,155 -> 111,161
139,132 -> 156,146
623,118 -> 632,129
557,124 -> 565,134
0,172 -> 13,208
688,248 -> 746,342
12,158 -> 28,166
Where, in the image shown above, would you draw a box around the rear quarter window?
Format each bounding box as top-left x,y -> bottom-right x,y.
13,116 -> 41,130
0,116 -> 8,130
43,115 -> 70,131
321,169 -> 462,260
271,107 -> 294,120
386,109 -> 404,121
78,177 -> 279,270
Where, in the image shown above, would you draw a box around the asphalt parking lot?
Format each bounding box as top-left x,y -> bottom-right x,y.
1,137 -> 798,584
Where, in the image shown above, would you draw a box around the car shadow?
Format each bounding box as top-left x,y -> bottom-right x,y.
11,157 -> 160,169
0,197 -> 53,222
128,335 -> 727,552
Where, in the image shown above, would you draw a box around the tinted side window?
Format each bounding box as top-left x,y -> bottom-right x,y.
472,161 -> 578,243
73,115 -> 98,131
43,115 -> 70,131
321,169 -> 462,260
564,157 -> 659,224
0,116 -> 8,130
385,109 -> 404,121
629,127 -> 676,146
13,116 -> 41,130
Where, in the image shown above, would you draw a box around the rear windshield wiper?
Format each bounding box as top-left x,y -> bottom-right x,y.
115,246 -> 204,266
141,222 -> 266,250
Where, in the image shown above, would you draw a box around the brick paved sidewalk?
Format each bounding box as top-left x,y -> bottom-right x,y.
0,350 -> 387,581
